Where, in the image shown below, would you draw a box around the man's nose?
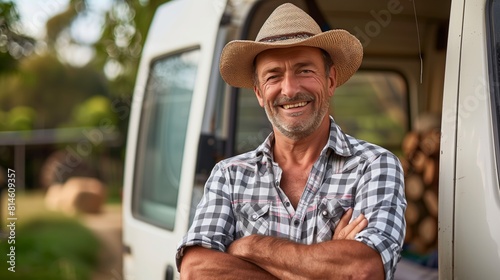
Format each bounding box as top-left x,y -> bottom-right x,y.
281,73 -> 300,98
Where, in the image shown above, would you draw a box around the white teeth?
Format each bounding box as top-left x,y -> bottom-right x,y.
283,102 -> 307,109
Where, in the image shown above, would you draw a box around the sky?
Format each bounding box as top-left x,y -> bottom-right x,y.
14,0 -> 113,66
15,0 -> 69,38
15,0 -> 111,43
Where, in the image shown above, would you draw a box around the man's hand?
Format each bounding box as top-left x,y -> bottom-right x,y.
333,208 -> 368,240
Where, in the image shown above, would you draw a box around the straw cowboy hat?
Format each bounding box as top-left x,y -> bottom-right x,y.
219,3 -> 363,89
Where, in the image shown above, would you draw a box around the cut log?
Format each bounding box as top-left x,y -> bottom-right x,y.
423,158 -> 438,186
411,151 -> 428,173
419,216 -> 437,245
423,190 -> 439,217
405,201 -> 420,225
405,174 -> 425,201
402,131 -> 420,157
420,129 -> 441,156
399,157 -> 410,175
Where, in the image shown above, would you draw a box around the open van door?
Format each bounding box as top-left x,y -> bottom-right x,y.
122,0 -> 228,279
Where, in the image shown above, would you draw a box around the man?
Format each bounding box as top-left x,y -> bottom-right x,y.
176,3 -> 406,279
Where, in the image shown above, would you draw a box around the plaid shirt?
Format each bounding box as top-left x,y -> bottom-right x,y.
177,117 -> 406,279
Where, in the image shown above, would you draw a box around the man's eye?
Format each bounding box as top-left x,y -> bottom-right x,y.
266,75 -> 278,81
301,69 -> 313,74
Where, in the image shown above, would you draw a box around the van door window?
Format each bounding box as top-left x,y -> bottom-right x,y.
487,0 -> 500,182
332,71 -> 409,155
235,89 -> 272,154
133,49 -> 200,230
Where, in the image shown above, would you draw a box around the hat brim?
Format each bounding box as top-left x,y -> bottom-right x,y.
219,29 -> 363,89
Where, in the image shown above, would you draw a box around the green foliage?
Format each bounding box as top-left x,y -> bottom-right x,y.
0,216 -> 100,280
331,73 -> 407,154
0,54 -> 110,130
0,1 -> 35,74
45,0 -> 87,48
93,0 -> 169,97
0,109 -> 7,130
71,95 -> 118,127
5,106 -> 36,130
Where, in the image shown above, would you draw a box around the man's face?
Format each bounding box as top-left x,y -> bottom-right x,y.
253,46 -> 336,140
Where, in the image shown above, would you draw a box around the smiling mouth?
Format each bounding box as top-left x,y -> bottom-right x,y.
282,101 -> 308,109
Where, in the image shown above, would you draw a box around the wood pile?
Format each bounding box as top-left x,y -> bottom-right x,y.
401,124 -> 440,254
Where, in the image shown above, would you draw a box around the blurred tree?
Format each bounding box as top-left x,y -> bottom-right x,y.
70,95 -> 118,127
90,0 -> 169,142
41,0 -> 169,135
0,0 -> 36,74
6,106 -> 36,130
44,0 -> 169,96
93,0 -> 169,97
45,0 -> 87,48
0,53 -> 109,129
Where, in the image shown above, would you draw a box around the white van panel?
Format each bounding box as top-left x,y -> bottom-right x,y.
453,0 -> 500,277
438,0 -> 463,277
122,0 -> 227,279
440,0 -> 500,278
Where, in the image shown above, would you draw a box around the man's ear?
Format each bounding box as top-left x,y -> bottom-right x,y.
328,66 -> 337,97
254,85 -> 265,107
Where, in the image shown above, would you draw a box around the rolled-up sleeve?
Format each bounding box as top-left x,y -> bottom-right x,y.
354,152 -> 407,280
176,163 -> 235,271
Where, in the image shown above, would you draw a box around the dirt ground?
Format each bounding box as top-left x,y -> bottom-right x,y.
83,204 -> 123,280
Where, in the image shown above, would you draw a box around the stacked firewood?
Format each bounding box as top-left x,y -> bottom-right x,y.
400,117 -> 440,254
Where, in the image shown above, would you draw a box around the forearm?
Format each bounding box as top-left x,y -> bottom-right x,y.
228,235 -> 384,280
180,246 -> 279,280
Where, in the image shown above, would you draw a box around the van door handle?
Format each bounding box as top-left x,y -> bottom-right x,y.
165,264 -> 174,280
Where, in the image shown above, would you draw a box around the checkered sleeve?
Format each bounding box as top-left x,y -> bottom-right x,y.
353,152 -> 407,280
176,163 -> 235,270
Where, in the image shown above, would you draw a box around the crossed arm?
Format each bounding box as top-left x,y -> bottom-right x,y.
179,209 -> 384,280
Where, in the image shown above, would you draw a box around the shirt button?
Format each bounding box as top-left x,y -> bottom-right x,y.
285,202 -> 290,207
322,210 -> 328,216
294,220 -> 300,226
252,214 -> 258,220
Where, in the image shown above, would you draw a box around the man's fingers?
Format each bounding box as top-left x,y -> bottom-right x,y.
336,208 -> 353,230
333,208 -> 353,240
333,210 -> 368,240
346,214 -> 368,239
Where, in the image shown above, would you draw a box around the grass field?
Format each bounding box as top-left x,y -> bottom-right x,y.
0,191 -> 101,280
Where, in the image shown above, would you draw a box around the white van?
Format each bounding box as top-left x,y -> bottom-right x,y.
122,0 -> 500,279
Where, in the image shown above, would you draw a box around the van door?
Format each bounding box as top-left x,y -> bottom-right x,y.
122,0 -> 228,279
439,0 -> 500,278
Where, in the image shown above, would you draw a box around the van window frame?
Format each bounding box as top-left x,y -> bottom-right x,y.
131,47 -> 200,230
485,0 -> 500,186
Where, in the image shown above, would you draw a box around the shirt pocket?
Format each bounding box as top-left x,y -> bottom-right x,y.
234,203 -> 270,238
315,198 -> 353,243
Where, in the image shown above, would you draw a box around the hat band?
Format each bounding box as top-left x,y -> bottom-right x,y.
258,32 -> 314,43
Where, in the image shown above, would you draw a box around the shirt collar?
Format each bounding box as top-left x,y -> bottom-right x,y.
255,116 -> 354,159
326,116 -> 353,157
